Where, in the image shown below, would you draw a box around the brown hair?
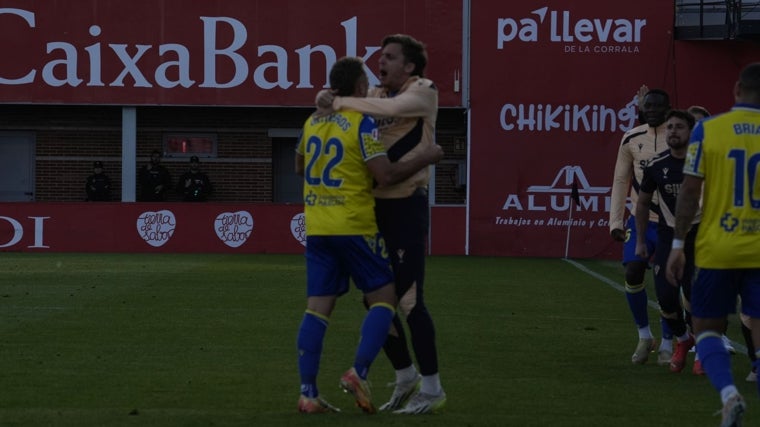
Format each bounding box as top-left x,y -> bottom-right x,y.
382,34 -> 428,77
666,109 -> 696,129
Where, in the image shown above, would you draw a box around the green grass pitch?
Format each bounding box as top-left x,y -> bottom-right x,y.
0,253 -> 753,426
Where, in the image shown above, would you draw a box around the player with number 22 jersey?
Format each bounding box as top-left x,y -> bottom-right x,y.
297,111 -> 385,236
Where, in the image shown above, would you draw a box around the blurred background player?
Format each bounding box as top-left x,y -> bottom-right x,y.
687,105 -> 710,122
610,88 -> 673,364
635,109 -> 698,373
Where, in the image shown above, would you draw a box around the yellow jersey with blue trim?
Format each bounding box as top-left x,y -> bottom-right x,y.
297,110 -> 386,236
683,104 -> 760,268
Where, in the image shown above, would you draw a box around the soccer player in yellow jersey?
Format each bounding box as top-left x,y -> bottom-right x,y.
316,34 -> 446,414
667,62 -> 760,427
294,56 -> 442,414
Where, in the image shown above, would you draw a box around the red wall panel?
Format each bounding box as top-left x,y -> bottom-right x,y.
467,2 -> 756,258
430,206 -> 465,255
0,0 -> 463,106
0,203 -> 306,253
0,203 -> 466,254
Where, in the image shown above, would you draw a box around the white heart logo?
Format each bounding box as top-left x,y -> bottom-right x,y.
136,210 -> 176,247
290,213 -> 306,246
214,210 -> 254,248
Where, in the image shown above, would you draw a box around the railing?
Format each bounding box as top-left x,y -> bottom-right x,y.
675,0 -> 760,39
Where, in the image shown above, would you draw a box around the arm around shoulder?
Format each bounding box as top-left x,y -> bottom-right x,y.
335,81 -> 437,118
367,143 -> 443,187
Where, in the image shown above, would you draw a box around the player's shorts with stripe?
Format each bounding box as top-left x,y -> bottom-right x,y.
305,234 -> 393,297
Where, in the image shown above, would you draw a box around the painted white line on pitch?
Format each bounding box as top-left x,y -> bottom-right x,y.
562,258 -> 659,311
562,258 -> 747,355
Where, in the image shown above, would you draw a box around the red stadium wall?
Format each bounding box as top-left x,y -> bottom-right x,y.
0,203 -> 465,254
0,203 -> 305,253
672,40 -> 760,113
1,1 -> 758,257
467,2 -> 759,258
430,206 -> 466,255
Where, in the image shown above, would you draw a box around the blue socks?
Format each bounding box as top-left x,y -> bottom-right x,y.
697,332 -> 733,392
297,303 -> 395,396
297,311 -> 328,398
354,303 -> 395,379
625,282 -> 650,329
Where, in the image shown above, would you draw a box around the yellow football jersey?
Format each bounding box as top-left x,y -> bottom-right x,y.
297,110 -> 386,236
684,105 -> 760,268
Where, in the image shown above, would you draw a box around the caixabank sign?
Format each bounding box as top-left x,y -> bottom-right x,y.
0,0 -> 462,106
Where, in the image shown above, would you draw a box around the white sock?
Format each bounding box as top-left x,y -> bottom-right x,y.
720,386 -> 739,404
396,365 -> 418,384
638,326 -> 653,340
420,373 -> 443,396
659,338 -> 673,352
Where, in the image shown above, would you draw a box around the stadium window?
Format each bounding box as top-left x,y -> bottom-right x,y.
270,128 -> 303,203
163,133 -> 217,159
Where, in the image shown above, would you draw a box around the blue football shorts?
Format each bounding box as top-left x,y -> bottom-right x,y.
304,234 -> 393,297
690,268 -> 760,318
622,215 -> 658,265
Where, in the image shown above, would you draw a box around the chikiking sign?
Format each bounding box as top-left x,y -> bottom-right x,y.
467,1 -> 672,258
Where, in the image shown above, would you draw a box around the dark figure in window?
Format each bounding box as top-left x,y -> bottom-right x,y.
85,161 -> 111,201
176,156 -> 213,202
138,150 -> 171,202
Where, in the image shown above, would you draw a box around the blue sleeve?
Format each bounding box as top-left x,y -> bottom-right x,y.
358,114 -> 385,160
358,114 -> 377,137
689,121 -> 704,144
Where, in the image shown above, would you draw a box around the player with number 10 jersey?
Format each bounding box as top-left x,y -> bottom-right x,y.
683,106 -> 760,269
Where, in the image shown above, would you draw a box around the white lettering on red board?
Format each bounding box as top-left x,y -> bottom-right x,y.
0,9 -> 380,90
497,7 -> 646,47
136,210 -> 176,247
0,216 -> 50,248
499,96 -> 639,133
214,210 -> 253,248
